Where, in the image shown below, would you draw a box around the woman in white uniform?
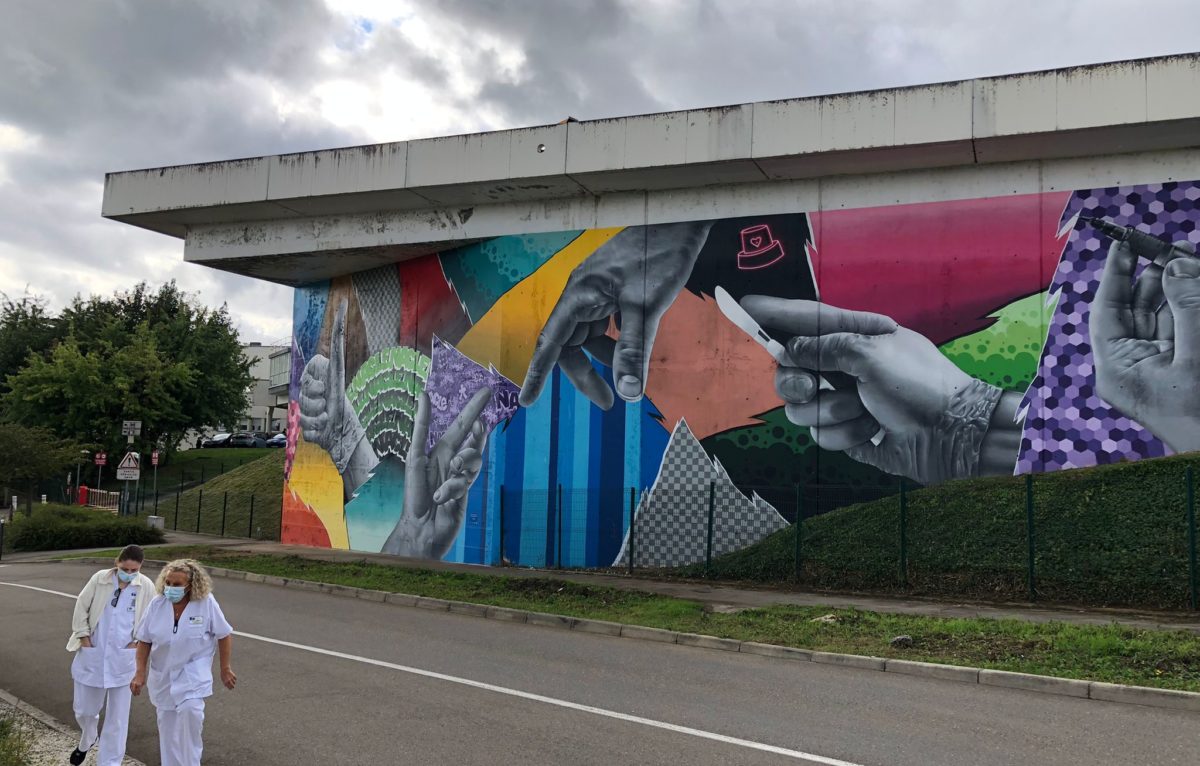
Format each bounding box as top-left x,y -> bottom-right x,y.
66,544 -> 156,766
130,559 -> 236,766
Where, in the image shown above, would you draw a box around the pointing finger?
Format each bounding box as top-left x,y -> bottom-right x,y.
436,387 -> 492,460
740,296 -> 897,337
330,299 -> 348,399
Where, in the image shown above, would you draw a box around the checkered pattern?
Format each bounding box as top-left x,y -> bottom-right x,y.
613,421 -> 789,568
352,265 -> 402,355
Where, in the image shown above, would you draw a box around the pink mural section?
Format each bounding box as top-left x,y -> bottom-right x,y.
809,192 -> 1071,345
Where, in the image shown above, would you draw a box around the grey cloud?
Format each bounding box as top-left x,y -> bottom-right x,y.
4,0 -> 1200,343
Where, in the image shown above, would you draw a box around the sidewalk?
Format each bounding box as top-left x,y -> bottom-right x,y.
14,531 -> 1200,635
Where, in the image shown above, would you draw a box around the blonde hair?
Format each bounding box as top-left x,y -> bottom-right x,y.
156,559 -> 213,600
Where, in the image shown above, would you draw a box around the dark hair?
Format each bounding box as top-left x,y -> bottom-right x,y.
117,545 -> 145,564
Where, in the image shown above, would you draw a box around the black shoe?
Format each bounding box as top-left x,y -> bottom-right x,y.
69,748 -> 88,765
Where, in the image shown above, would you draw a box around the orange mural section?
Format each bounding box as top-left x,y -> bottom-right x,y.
629,289 -> 780,440
281,487 -> 333,548
281,435 -> 350,549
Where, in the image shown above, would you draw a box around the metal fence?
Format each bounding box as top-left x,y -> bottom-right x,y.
494,468 -> 1200,611
120,487 -> 283,542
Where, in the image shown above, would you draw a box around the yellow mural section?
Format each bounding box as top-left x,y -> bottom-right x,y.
455,228 -> 623,383
287,436 -> 350,549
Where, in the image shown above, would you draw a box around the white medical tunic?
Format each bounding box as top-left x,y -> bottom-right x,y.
134,595 -> 232,710
71,583 -> 141,689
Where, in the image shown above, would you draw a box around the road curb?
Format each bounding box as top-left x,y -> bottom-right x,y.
0,686 -> 149,766
61,556 -> 1200,714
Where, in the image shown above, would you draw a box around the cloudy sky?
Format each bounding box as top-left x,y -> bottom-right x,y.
2,0 -> 1198,342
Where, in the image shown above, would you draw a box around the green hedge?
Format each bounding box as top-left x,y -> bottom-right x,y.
682,454 -> 1200,610
4,504 -> 165,552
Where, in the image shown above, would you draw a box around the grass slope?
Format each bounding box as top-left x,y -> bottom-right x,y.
685,453 -> 1200,610
158,450 -> 284,540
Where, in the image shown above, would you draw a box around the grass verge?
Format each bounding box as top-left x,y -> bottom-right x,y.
67,544 -> 1200,692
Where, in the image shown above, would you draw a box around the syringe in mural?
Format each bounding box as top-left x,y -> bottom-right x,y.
1082,217 -> 1199,267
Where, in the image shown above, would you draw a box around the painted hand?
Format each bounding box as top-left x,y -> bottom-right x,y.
1091,240 -> 1200,452
519,222 -> 713,409
741,296 -> 1016,484
382,387 -> 491,559
298,298 -> 378,497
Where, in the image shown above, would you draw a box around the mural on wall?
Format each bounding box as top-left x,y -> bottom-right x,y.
281,179 -> 1200,568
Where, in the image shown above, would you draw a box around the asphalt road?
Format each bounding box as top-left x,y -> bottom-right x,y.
1,561 -> 1196,766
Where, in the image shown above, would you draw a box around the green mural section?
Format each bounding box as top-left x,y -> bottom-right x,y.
346,347 -> 431,461
939,291 -> 1055,391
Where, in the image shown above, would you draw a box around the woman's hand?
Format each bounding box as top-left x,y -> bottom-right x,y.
130,673 -> 146,696
221,666 -> 237,690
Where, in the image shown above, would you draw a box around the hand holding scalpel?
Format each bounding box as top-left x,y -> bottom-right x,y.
714,286 -> 886,447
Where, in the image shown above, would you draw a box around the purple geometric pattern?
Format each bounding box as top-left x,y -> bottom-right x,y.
424,335 -> 520,454
1017,181 -> 1200,473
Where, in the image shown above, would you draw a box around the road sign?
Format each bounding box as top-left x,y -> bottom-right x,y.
121,420 -> 142,436
116,452 -> 141,481
94,453 -> 107,466
151,451 -> 160,467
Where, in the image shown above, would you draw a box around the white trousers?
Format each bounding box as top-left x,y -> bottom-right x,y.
72,681 -> 132,766
156,698 -> 205,766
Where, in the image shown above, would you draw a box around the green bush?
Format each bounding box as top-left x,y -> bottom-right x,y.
6,505 -> 164,552
683,454 -> 1200,610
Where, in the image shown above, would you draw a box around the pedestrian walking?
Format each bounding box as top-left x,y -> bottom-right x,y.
130,558 -> 236,766
66,544 -> 155,766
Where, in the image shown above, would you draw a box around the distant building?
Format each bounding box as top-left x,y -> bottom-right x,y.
237,342 -> 288,433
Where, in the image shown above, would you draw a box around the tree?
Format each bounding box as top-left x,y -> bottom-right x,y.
0,423 -> 82,516
1,282 -> 253,459
0,292 -> 62,396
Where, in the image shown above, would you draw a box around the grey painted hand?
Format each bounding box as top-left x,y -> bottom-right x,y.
382,387 -> 491,559
298,299 -> 378,498
1091,240 -> 1200,453
741,296 -> 1011,484
519,221 -> 713,409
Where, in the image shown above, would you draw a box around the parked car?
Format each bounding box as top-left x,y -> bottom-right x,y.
202,432 -> 232,448
266,433 -> 287,448
229,432 -> 266,448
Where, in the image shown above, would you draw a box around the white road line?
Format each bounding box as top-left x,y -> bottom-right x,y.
0,580 -> 866,766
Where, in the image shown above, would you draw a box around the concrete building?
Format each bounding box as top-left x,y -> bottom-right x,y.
239,342 -> 288,433
103,55 -> 1200,564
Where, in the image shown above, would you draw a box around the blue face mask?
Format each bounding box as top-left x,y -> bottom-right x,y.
164,585 -> 187,603
117,569 -> 137,583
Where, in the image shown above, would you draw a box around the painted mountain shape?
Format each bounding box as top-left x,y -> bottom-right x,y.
612,419 -> 788,568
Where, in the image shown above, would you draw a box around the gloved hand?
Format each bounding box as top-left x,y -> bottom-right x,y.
520,222 -> 713,409
1091,240 -> 1200,453
741,296 -> 1011,484
298,298 -> 378,497
383,387 -> 491,559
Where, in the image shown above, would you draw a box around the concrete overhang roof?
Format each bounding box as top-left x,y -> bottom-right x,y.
102,54 -> 1200,284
